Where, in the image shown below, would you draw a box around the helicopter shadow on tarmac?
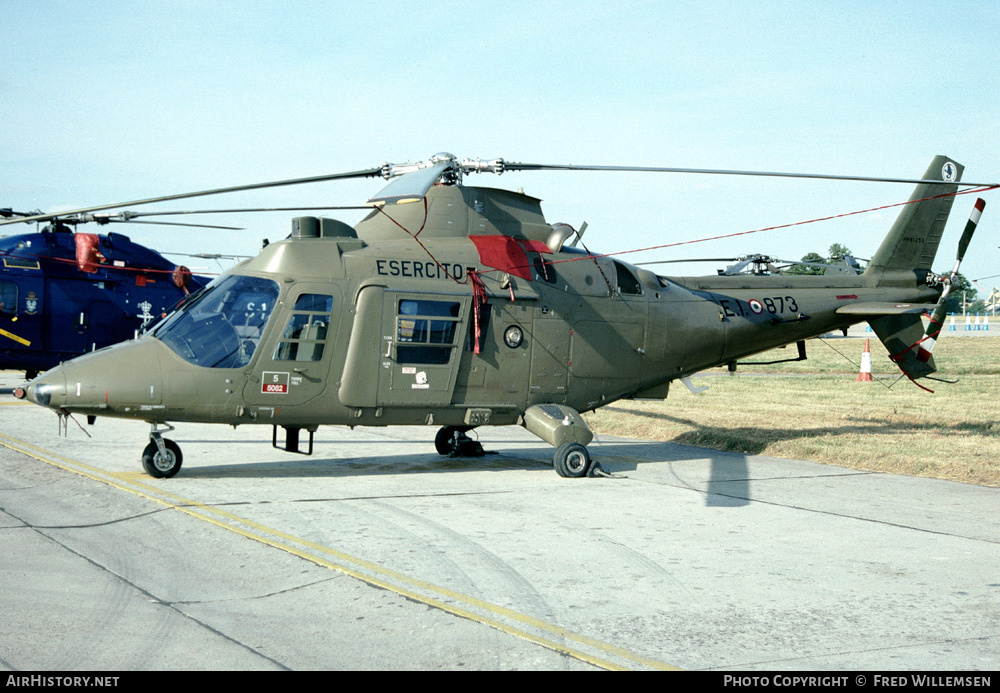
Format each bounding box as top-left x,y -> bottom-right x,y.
589,433 -> 753,508
169,432 -> 755,510
590,404 -> 945,509
592,403 -> 999,507
159,438 -> 558,480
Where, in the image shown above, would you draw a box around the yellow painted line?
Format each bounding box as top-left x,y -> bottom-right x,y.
0,328 -> 31,346
0,401 -> 32,406
0,431 -> 683,671
106,470 -> 153,482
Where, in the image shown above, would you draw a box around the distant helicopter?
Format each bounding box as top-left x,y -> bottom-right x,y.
0,208 -> 220,378
11,153 -> 996,479
636,253 -> 867,277
0,204 -> 340,378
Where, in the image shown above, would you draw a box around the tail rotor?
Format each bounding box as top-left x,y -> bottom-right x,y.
918,198 -> 985,362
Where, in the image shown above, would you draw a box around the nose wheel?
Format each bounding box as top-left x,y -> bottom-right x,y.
142,423 -> 183,478
142,439 -> 183,477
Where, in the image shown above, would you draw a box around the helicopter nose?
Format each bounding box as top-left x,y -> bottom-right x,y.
20,339 -> 165,414
22,368 -> 68,409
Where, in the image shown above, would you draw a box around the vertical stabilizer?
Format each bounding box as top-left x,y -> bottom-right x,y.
868,156 -> 963,273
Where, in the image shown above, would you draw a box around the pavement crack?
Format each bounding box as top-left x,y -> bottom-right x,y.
170,575 -> 343,606
2,504 -> 293,671
0,504 -> 173,529
707,634 -> 999,671
633,478 -> 1000,545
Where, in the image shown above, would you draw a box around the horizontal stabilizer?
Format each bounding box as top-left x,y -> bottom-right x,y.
836,302 -> 938,317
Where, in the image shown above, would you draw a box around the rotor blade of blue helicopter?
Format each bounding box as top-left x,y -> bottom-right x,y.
0,167 -> 383,227
106,219 -> 245,230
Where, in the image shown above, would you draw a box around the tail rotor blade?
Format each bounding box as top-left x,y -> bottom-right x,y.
956,198 -> 985,268
920,198 -> 986,359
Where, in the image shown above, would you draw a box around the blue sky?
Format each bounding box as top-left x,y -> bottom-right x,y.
3,1 -> 999,288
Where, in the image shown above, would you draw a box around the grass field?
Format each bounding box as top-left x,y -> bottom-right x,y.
584,336 -> 1000,487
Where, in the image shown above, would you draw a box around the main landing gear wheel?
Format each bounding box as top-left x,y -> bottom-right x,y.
434,426 -> 484,457
142,439 -> 183,478
553,442 -> 592,478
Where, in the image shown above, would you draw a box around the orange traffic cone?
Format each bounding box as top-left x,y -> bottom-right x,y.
856,338 -> 873,382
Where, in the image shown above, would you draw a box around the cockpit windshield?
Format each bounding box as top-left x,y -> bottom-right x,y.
153,275 -> 280,368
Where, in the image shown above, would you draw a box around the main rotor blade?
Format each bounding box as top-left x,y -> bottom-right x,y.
92,206 -> 371,223
122,206 -> 372,217
163,252 -> 252,260
722,258 -> 757,275
367,162 -> 453,204
635,258 -> 739,265
1,208 -> 38,219
0,167 -> 383,227
104,219 -> 245,230
504,162 -> 999,188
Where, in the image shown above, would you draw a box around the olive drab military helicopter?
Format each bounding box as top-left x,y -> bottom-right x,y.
11,153 -> 996,479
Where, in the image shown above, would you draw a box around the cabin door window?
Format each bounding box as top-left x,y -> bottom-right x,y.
380,292 -> 470,406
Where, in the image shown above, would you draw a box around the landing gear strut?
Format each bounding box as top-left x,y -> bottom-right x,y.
142,423 -> 183,478
434,426 -> 485,457
521,403 -> 597,478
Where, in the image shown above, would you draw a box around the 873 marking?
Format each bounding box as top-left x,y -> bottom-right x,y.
720,295 -> 799,319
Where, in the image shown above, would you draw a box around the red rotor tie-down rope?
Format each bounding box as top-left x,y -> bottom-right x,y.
468,270 -> 488,354
544,185 -> 1000,271
372,198 -> 469,285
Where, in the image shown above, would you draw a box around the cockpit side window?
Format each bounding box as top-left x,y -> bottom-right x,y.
154,275 -> 280,368
0,280 -> 16,315
273,293 -> 334,362
614,261 -> 643,295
